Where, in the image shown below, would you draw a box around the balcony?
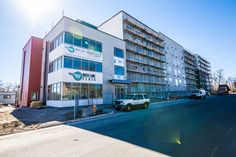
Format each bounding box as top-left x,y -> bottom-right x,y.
124,24 -> 145,39
123,14 -> 145,30
126,45 -> 166,63
126,57 -> 166,70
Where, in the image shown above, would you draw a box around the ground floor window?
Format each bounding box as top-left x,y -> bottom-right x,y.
48,82 -> 102,100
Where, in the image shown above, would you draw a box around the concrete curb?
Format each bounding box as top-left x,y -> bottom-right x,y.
66,109 -> 115,125
38,109 -> 115,129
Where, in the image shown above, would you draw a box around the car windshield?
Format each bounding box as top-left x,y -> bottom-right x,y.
121,95 -> 135,99
192,90 -> 200,93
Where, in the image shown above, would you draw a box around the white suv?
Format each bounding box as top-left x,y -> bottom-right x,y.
114,94 -> 150,111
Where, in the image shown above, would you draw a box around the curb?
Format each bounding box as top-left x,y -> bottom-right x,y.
66,109 -> 115,125
38,109 -> 115,128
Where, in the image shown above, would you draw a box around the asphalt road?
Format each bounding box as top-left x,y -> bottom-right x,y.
1,95 -> 236,157
72,94 -> 236,157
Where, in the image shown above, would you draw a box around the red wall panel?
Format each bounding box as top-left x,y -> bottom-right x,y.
20,37 -> 43,107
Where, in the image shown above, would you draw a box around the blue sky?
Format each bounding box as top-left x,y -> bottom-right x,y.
0,0 -> 235,83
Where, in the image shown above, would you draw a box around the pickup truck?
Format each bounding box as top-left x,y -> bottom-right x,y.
114,94 -> 150,112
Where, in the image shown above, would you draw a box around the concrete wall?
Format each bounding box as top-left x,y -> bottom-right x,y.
98,12 -> 124,39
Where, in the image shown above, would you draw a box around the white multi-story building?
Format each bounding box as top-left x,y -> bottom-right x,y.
160,33 -> 186,91
98,11 -> 166,93
39,17 -> 127,107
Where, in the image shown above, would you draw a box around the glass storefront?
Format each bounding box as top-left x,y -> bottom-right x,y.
48,82 -> 102,100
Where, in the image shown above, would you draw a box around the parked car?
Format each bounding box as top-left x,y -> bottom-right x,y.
190,89 -> 206,99
114,94 -> 150,111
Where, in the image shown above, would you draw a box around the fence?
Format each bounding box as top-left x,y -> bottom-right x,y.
104,91 -> 190,104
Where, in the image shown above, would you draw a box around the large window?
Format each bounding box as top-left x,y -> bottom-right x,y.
63,56 -> 102,73
89,61 -> 96,71
82,37 -> 89,49
89,84 -> 96,98
48,83 -> 61,100
49,57 -> 63,73
64,32 -> 73,44
64,56 -> 73,69
74,58 -> 81,69
114,65 -> 125,75
64,31 -> 102,53
50,56 -> 102,73
82,60 -> 89,71
96,63 -> 102,72
50,32 -> 102,53
48,83 -> 103,100
50,33 -> 64,51
80,83 -> 88,99
114,47 -> 124,58
74,35 -> 82,47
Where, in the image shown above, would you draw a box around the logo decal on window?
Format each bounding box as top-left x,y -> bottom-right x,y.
67,46 -> 75,53
69,71 -> 83,81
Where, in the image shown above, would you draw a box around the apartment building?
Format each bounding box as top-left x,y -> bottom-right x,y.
98,11 -> 166,93
160,33 -> 186,91
195,54 -> 212,91
183,49 -> 198,91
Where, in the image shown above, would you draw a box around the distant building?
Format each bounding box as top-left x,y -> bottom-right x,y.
160,33 -> 186,91
183,50 -> 198,91
0,92 -> 16,105
194,54 -> 212,91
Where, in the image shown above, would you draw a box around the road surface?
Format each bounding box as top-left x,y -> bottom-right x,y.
1,95 -> 236,157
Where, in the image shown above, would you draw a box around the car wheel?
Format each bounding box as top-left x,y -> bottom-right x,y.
143,102 -> 149,109
127,104 -> 132,112
115,107 -> 120,111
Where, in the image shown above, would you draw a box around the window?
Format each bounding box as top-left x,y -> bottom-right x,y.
89,84 -> 96,98
89,40 -> 96,51
82,60 -> 89,70
81,84 -> 88,99
64,32 -> 73,44
64,56 -> 73,69
96,63 -> 102,72
114,47 -> 124,58
74,58 -> 81,69
114,66 -> 125,75
89,61 -> 96,71
31,92 -> 38,100
3,95 -> 11,99
49,63 -> 53,73
62,83 -> 72,100
96,42 -> 102,52
82,37 -> 89,49
74,35 -> 82,47
54,60 -> 58,71
96,84 -> 102,98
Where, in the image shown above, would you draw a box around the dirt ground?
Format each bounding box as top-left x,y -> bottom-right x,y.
0,104 -> 110,136
0,105 -> 39,136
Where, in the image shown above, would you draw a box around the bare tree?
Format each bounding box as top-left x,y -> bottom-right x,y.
213,69 -> 224,86
0,80 -> 19,92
